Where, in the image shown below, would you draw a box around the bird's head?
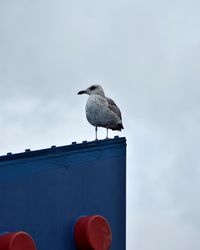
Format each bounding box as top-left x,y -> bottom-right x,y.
77,84 -> 105,96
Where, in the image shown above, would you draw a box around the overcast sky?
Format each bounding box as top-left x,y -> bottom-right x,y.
1,0 -> 200,249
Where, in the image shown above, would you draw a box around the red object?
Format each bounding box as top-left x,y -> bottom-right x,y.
74,215 -> 112,250
0,232 -> 36,250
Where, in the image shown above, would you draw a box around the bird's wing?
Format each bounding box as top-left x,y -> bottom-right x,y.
106,97 -> 122,120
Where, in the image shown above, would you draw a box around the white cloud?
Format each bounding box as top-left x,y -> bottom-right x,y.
128,213 -> 200,250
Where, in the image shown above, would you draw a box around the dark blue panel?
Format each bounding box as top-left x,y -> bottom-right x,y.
0,137 -> 126,250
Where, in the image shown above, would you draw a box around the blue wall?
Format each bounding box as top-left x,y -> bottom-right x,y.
0,137 -> 126,250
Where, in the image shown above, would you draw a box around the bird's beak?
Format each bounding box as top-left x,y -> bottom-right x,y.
77,90 -> 86,95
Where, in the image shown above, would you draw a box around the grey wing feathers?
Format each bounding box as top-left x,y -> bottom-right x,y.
106,97 -> 122,120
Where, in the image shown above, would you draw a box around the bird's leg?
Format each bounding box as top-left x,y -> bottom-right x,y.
106,128 -> 109,139
95,126 -> 98,140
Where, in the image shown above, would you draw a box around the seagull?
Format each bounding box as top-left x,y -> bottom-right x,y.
78,84 -> 124,140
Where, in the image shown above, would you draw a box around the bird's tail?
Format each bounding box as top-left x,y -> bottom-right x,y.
112,123 -> 124,131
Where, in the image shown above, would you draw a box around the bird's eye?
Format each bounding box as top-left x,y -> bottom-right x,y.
90,86 -> 96,91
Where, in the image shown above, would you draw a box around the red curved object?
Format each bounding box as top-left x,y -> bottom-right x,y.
0,232 -> 37,250
74,215 -> 112,250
